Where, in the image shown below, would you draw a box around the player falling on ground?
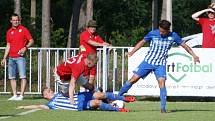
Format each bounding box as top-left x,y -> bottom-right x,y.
17,87 -> 135,112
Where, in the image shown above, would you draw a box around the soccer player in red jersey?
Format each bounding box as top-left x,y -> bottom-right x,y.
54,53 -> 98,104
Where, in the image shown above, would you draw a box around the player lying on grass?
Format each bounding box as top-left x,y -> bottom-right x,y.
17,87 -> 135,112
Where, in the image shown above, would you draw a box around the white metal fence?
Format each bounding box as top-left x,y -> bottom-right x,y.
0,47 -> 129,94
0,35 -> 203,95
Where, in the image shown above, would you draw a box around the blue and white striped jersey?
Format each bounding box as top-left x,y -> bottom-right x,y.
47,93 -> 78,110
143,29 -> 183,65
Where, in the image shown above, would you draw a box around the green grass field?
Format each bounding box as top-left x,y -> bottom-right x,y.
0,95 -> 215,121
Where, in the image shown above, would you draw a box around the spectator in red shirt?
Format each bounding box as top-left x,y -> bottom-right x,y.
192,3 -> 215,48
79,20 -> 110,92
54,53 -> 97,104
1,13 -> 34,100
79,20 -> 110,54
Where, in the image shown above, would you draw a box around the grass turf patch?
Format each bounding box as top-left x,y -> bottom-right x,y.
0,95 -> 214,121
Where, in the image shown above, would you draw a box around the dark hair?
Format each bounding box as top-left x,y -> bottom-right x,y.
11,13 -> 20,19
159,20 -> 171,30
41,87 -> 49,97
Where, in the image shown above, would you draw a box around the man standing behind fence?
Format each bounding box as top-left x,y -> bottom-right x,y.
79,20 -> 110,54
1,13 -> 34,101
79,20 -> 110,90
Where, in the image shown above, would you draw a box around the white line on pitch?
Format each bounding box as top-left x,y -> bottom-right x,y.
0,109 -> 41,120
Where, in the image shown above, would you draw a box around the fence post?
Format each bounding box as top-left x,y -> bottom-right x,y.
102,47 -> 107,92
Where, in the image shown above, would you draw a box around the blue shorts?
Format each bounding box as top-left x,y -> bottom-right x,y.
8,57 -> 26,79
77,91 -> 94,111
133,61 -> 166,80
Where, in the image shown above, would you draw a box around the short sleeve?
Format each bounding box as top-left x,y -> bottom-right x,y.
197,18 -> 206,26
47,101 -> 54,109
143,31 -> 153,42
23,28 -> 33,41
173,32 -> 183,46
6,31 -> 11,43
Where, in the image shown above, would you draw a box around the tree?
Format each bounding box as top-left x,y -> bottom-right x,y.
31,0 -> 36,29
86,0 -> 93,24
68,0 -> 84,48
14,0 -> 21,17
42,0 -> 50,47
152,0 -> 158,30
161,0 -> 172,30
78,0 -> 87,29
42,0 -> 51,88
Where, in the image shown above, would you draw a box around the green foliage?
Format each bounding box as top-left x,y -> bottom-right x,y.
0,0 -> 213,47
94,0 -> 151,45
130,27 -> 145,46
0,0 -> 14,47
172,0 -> 211,36
110,27 -> 145,46
1,96 -> 215,121
51,28 -> 67,47
110,31 -> 127,46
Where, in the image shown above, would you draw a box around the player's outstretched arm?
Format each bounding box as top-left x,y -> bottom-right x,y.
69,77 -> 76,104
128,39 -> 145,57
181,42 -> 200,64
17,105 -> 49,109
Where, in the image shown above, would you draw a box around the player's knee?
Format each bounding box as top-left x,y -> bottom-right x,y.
158,77 -> 166,88
129,74 -> 140,84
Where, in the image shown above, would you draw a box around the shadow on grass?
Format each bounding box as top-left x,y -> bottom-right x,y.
136,96 -> 215,102
169,109 -> 215,113
130,109 -> 215,113
0,114 -> 16,117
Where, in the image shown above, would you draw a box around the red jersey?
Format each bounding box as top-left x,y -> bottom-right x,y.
6,25 -> 33,57
198,18 -> 215,48
79,30 -> 104,54
56,54 -> 96,81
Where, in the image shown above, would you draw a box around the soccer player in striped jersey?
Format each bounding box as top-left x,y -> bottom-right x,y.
17,88 -> 135,112
118,20 -> 200,113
